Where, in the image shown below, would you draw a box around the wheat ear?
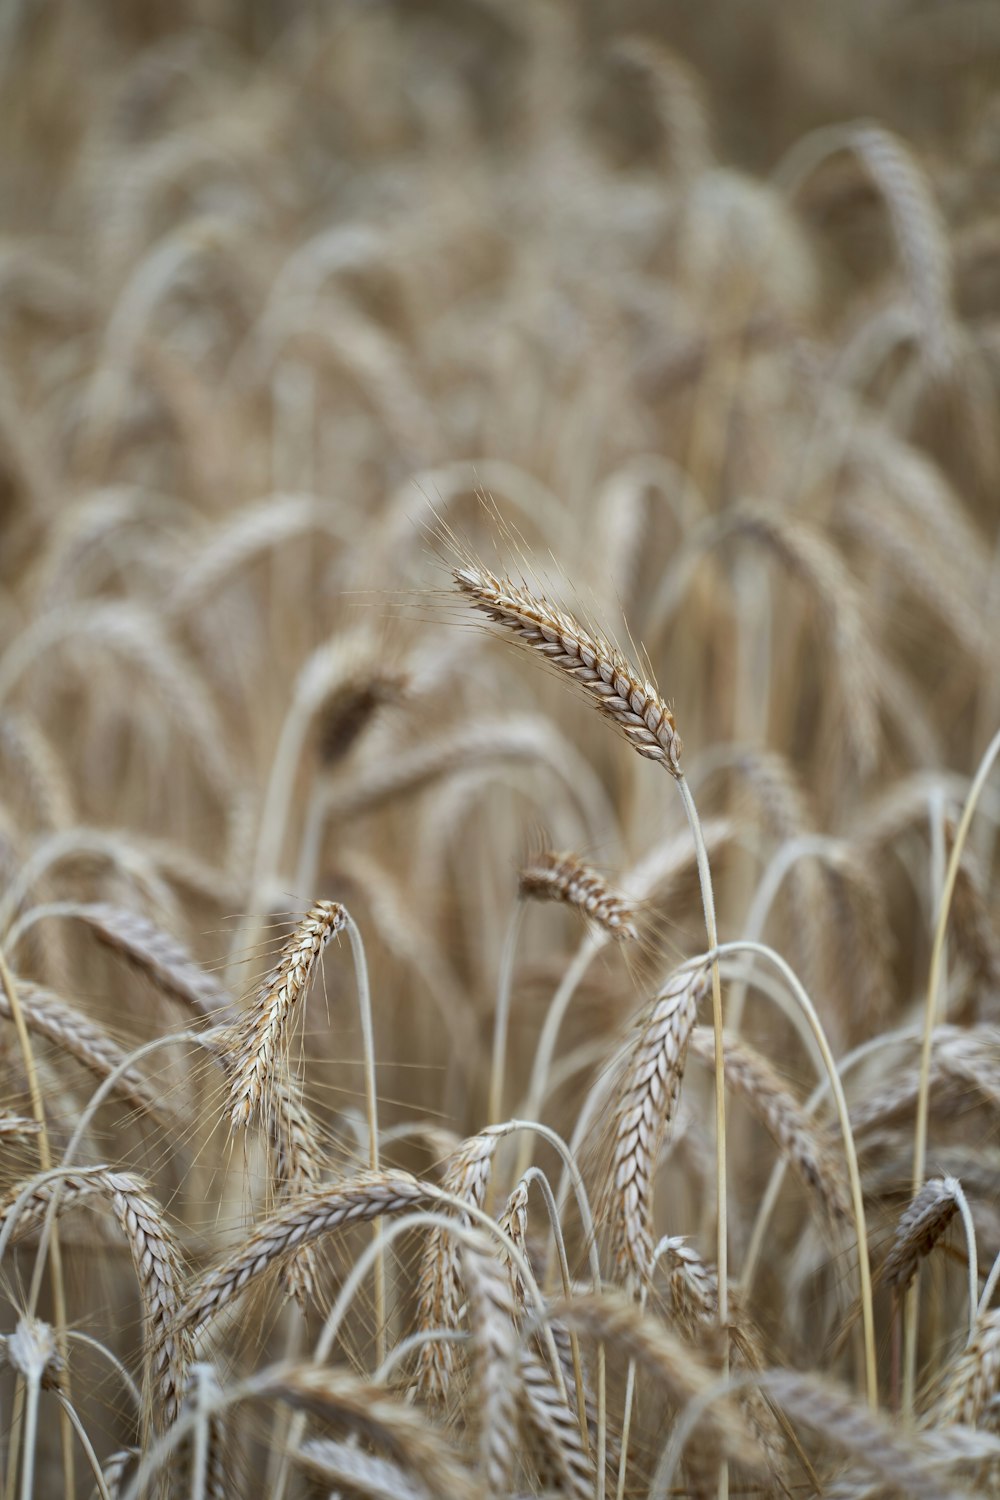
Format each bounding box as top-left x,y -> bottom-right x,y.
932,1308 -> 1000,1430
228,900 -> 344,1129
608,963 -> 709,1285
1,977 -> 166,1124
416,1129 -> 500,1403
688,1026 -> 851,1223
175,1171 -> 433,1338
882,1176 -> 960,1293
463,1241 -> 520,1495
519,850 -> 639,940
453,562 -> 682,771
490,849 -> 636,1127
519,1347 -> 595,1500
1,1168 -> 190,1431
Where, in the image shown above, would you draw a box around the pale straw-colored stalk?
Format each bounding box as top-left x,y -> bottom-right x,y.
906,724 -> 1000,1419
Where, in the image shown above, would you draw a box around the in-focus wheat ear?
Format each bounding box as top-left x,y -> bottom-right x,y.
453,564 -> 682,772
228,900 -> 346,1130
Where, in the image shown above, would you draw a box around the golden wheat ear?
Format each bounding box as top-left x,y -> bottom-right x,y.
227,900 -> 345,1130
453,563 -> 683,772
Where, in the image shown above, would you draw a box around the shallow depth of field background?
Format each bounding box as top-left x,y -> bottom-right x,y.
1,2 -> 1000,1497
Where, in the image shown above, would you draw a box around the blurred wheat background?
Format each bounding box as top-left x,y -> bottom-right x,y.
1,2 -> 1000,1496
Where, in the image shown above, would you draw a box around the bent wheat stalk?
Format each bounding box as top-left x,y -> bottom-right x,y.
907,724 -> 1000,1416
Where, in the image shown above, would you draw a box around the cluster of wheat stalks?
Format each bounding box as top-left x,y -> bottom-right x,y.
1,1 -> 1000,1496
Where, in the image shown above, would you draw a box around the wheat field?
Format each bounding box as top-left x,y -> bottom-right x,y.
1,2 -> 999,1496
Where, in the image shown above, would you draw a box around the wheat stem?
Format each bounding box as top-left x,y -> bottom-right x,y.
712,939 -> 876,1407
343,913 -> 384,1365
0,946 -> 75,1499
906,723 -> 1000,1419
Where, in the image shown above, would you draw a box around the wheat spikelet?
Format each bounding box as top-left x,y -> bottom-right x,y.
228,899 -> 345,1129
607,963 -> 708,1284
1,1168 -> 190,1429
932,1308 -> 1000,1431
1,977 -> 166,1123
453,561 -> 682,773
464,1241 -> 519,1495
518,1347 -> 594,1500
518,849 -> 638,940
176,1171 -> 433,1336
416,1128 -> 501,1403
882,1177 -> 960,1292
688,1027 -> 851,1222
